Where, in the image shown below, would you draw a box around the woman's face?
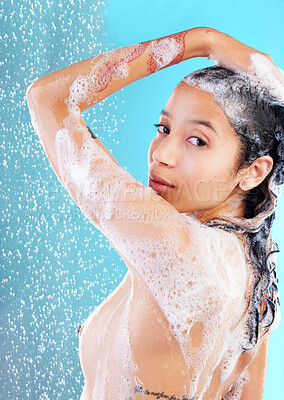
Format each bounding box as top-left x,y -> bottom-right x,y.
148,82 -> 244,214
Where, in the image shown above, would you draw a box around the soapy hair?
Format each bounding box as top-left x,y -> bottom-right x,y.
182,66 -> 284,351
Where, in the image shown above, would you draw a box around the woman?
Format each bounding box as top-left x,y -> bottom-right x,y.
26,27 -> 284,399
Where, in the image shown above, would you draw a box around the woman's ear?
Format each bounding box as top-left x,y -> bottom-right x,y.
238,155 -> 274,191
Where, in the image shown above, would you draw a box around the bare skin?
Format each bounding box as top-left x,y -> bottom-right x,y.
78,261 -> 268,399
26,26 -> 278,399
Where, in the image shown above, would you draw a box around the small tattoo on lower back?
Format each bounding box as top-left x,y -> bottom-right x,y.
133,385 -> 198,400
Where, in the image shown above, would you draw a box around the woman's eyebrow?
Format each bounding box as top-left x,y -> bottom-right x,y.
187,119 -> 219,137
160,109 -> 170,117
160,109 -> 219,137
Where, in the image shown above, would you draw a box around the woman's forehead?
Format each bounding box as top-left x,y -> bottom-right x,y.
170,82 -> 220,108
164,82 -> 241,142
167,83 -> 232,121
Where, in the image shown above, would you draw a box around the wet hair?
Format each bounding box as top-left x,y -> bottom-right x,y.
182,66 -> 284,351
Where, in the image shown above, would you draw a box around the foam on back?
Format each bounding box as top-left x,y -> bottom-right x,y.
223,369 -> 250,400
54,117 -> 252,397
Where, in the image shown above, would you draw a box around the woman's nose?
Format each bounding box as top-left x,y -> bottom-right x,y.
152,135 -> 178,167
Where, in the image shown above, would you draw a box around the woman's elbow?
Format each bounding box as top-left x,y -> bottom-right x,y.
26,79 -> 45,110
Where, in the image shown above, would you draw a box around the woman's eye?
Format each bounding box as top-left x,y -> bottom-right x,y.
154,123 -> 169,134
153,124 -> 207,147
187,136 -> 207,147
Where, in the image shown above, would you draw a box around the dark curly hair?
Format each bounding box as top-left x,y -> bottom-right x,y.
182,66 -> 284,351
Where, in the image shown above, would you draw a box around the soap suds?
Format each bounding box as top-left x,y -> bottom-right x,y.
147,32 -> 186,74
92,294 -> 138,399
247,54 -> 284,101
64,42 -> 148,116
223,369 -> 250,400
205,52 -> 284,102
29,108 -> 40,135
148,37 -> 183,72
55,119 -> 250,397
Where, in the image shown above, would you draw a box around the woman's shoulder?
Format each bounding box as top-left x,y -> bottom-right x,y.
181,212 -> 245,256
181,212 -> 249,289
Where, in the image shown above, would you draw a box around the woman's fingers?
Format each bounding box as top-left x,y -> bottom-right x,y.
206,28 -> 284,101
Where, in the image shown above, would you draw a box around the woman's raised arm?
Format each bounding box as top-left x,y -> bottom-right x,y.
26,26 -> 276,181
25,27 -> 211,217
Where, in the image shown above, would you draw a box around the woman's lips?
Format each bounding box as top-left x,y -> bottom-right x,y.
148,175 -> 175,192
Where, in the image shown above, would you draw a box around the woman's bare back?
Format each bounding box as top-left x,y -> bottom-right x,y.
78,232 -> 257,400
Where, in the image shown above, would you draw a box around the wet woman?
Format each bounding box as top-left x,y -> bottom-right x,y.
26,27 -> 284,399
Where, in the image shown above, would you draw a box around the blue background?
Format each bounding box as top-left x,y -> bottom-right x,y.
0,0 -> 283,398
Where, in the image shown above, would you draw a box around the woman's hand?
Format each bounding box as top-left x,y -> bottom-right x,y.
203,28 -> 284,101
204,28 -> 272,72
